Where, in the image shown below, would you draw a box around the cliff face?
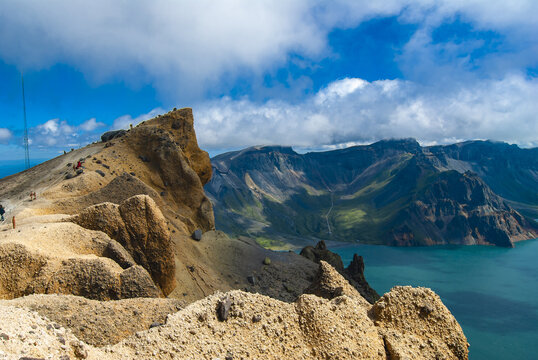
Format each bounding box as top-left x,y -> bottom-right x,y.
206,140 -> 537,247
396,171 -> 535,247
427,140 -> 538,218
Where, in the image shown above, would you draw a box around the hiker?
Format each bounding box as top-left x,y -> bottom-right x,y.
0,204 -> 5,221
76,160 -> 82,169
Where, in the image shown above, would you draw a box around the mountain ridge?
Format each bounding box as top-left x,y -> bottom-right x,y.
205,139 -> 538,247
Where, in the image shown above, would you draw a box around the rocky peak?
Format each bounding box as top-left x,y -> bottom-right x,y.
138,108 -> 212,185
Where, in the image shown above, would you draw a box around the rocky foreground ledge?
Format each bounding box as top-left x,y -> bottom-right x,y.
0,262 -> 468,359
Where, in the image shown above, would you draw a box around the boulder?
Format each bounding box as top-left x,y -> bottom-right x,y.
101,130 -> 127,142
300,240 -> 344,271
72,195 -> 176,296
192,229 -> 202,241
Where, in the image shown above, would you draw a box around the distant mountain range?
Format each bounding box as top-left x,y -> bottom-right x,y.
205,139 -> 538,247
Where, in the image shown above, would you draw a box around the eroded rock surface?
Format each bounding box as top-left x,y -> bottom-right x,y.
72,195 -> 176,295
370,286 -> 469,360
0,285 -> 469,359
0,223 -> 160,300
1,294 -> 184,346
304,260 -> 370,306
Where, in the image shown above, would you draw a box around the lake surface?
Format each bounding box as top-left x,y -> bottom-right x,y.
331,239 -> 538,360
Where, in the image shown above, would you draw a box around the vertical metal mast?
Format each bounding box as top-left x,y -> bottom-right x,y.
21,74 -> 30,169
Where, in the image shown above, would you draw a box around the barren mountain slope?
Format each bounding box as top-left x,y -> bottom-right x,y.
0,108 -> 318,303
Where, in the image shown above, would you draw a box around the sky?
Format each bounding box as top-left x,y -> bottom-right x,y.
0,0 -> 537,161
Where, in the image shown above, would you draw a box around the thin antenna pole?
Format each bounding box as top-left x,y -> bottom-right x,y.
21,74 -> 30,169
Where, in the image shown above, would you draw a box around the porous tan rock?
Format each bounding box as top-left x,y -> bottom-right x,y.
304,260 -> 370,306
51,172 -> 163,215
1,294 -> 184,346
295,294 -> 386,359
125,112 -> 214,232
0,287 -> 469,360
0,222 -> 161,300
109,290 -> 386,359
0,305 -> 97,359
141,108 -> 212,185
370,286 -> 469,359
72,195 -> 176,295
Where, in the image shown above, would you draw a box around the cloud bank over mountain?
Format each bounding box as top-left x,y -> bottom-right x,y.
195,74 -> 538,150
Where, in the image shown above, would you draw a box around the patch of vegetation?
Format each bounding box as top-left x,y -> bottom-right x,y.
333,208 -> 367,230
255,236 -> 293,251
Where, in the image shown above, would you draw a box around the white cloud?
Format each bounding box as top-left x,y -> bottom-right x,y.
315,78 -> 368,105
195,74 -> 538,150
1,1 -> 537,99
79,118 -> 105,132
0,128 -> 12,144
30,117 -> 108,148
112,108 -> 165,130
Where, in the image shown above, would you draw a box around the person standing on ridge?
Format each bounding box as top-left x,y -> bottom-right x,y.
0,204 -> 5,221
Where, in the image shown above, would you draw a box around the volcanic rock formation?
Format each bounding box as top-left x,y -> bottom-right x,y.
0,262 -> 469,359
206,140 -> 538,247
71,195 -> 176,295
0,223 -> 160,300
300,241 -> 380,303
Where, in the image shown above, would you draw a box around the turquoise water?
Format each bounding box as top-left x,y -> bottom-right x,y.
332,239 -> 538,360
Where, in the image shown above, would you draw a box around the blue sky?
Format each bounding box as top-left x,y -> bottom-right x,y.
1,1 -> 537,161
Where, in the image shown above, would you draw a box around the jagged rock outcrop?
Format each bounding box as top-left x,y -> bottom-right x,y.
300,241 -> 380,303
0,223 -> 160,300
300,240 -> 344,271
124,108 -> 214,232
346,254 -> 380,303
0,284 -> 469,359
72,195 -> 176,295
304,260 -> 371,306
